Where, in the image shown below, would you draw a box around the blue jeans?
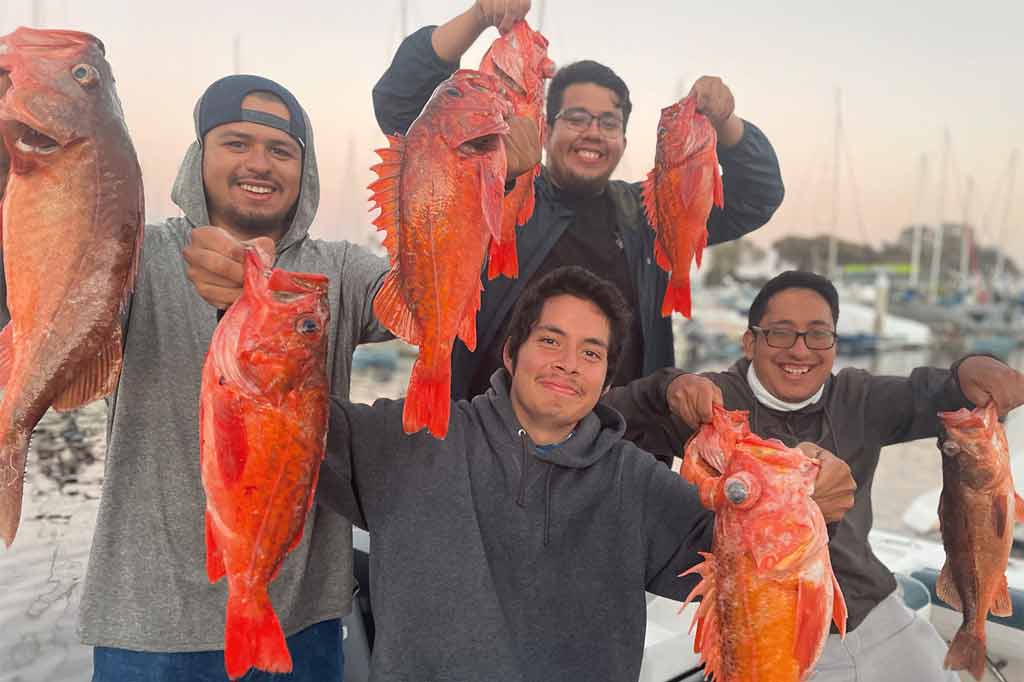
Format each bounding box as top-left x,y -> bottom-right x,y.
92,618 -> 344,682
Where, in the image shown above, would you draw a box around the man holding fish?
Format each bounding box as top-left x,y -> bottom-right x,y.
372,0 -> 786,401
0,71 -> 389,680
606,269 -> 1024,680
315,265 -> 856,680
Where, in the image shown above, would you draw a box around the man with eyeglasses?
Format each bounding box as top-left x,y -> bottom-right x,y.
605,269 -> 1024,681
372,0 -> 784,401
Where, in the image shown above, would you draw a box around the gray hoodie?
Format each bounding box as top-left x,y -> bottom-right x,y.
69,102 -> 389,651
322,371 -> 714,682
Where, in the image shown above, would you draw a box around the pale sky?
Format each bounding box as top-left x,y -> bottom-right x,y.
8,0 -> 1022,264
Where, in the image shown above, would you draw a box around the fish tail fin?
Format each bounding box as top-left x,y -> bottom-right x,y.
486,235 -> 519,280
0,323 -> 12,390
945,627 -> 987,680
661,278 -> 692,319
224,589 -> 292,680
0,427 -> 29,547
403,361 -> 452,439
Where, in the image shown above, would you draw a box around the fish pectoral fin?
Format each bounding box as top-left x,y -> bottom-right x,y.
480,153 -> 506,243
794,576 -> 830,677
1014,493 -> 1024,524
205,511 -> 226,583
372,270 -> 422,346
993,574 -> 1013,617
831,569 -> 848,637
936,560 -> 964,611
0,323 -> 12,390
52,325 -> 123,411
994,494 -> 1009,539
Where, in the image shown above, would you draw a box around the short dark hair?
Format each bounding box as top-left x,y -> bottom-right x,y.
504,266 -> 632,388
545,60 -> 632,133
747,270 -> 840,328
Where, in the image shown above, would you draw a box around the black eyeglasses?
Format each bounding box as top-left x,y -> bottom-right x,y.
749,326 -> 837,350
554,107 -> 624,137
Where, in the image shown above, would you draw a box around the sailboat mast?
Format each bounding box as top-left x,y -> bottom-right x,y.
994,150 -> 1018,284
827,88 -> 841,280
909,154 -> 928,288
959,176 -> 973,291
927,128 -> 950,304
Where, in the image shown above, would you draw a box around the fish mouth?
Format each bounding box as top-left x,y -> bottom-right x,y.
458,132 -> 503,156
14,124 -> 60,155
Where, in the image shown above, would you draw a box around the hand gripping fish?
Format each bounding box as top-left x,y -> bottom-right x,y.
641,95 -> 723,318
681,405 -> 847,681
479,19 -> 554,279
937,402 -> 1024,680
0,28 -> 144,546
369,69 -> 511,438
200,249 -> 330,679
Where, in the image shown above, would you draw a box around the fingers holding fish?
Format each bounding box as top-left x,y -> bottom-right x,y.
687,75 -> 744,148
184,227 -> 274,310
474,0 -> 531,34
799,444 -> 857,524
666,373 -> 723,430
503,115 -> 542,180
956,355 -> 1024,416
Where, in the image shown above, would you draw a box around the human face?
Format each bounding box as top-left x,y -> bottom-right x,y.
544,83 -> 627,196
202,94 -> 302,241
504,294 -> 611,444
742,288 -> 837,402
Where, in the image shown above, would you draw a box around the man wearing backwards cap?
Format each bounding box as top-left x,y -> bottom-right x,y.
74,75 -> 389,681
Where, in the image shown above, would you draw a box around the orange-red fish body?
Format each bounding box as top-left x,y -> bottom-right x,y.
200,250 -> 330,679
0,28 -> 143,546
937,402 -> 1024,680
682,409 -> 846,682
370,69 -> 511,438
479,20 -> 554,280
642,95 -> 723,318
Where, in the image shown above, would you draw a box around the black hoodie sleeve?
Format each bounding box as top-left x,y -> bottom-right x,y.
372,26 -> 460,136
699,121 -> 785,246
640,455 -> 714,600
602,368 -> 697,466
863,362 -> 973,447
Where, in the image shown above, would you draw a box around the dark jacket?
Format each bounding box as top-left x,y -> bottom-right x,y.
372,27 -> 786,399
603,358 -> 975,632
321,371 -> 713,682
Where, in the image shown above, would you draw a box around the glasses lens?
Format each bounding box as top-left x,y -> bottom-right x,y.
764,329 -> 797,348
597,114 -> 623,133
805,331 -> 836,350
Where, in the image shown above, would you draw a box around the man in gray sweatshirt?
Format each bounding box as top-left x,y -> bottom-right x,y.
320,265 -> 855,682
5,75 -> 388,680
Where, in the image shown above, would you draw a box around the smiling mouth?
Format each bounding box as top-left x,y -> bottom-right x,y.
781,365 -> 812,376
572,148 -> 604,162
540,379 -> 580,397
239,182 -> 275,195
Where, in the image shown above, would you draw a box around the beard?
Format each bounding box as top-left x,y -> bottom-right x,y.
547,155 -> 615,197
220,203 -> 294,239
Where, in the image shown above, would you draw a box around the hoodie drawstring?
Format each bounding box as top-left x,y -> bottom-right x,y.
516,429 -> 555,547
516,429 -> 529,508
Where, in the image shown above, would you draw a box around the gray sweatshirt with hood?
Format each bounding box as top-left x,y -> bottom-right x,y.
56,102 -> 390,650
321,370 -> 714,682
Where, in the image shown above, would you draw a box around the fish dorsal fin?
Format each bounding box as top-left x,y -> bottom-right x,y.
641,168 -> 660,230
0,323 -> 12,390
372,270 -> 422,346
368,134 -> 406,268
52,325 -> 123,411
680,552 -> 723,681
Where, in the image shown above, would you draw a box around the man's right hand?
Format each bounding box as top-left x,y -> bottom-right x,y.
182,226 -> 274,310
474,0 -> 531,34
666,373 -> 724,430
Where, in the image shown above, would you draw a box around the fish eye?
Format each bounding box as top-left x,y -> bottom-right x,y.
295,316 -> 321,335
723,473 -> 760,508
446,87 -> 463,98
71,63 -> 99,87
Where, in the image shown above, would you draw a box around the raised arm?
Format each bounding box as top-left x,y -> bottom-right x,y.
372,1 -> 531,135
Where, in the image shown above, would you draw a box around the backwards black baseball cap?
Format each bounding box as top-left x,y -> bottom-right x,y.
196,74 -> 306,148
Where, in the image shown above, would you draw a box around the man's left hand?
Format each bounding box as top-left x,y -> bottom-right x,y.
688,76 -> 744,148
798,442 -> 857,524
957,355 -> 1024,416
504,115 -> 542,180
